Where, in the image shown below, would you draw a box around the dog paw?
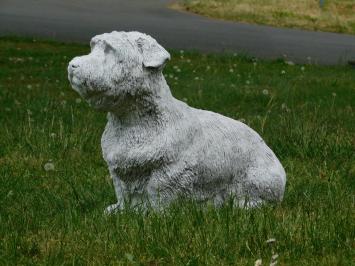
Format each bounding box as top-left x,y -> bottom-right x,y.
236,198 -> 264,209
104,203 -> 122,215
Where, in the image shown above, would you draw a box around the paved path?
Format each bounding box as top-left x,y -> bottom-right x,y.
1,0 -> 354,64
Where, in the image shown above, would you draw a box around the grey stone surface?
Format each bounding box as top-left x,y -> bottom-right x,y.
68,31 -> 286,212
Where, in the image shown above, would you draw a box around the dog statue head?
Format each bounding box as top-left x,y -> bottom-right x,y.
68,31 -> 170,111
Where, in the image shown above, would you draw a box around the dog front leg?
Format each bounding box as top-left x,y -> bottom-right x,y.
104,172 -> 126,214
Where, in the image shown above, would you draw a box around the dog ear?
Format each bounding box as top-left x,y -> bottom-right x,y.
136,37 -> 170,70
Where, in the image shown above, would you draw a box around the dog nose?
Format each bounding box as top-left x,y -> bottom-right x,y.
70,63 -> 79,69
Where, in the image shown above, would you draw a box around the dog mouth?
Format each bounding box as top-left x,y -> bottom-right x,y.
68,68 -> 111,109
68,70 -> 92,98
69,78 -> 109,105
68,68 -> 82,89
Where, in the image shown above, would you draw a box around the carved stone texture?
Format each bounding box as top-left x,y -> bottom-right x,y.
68,31 -> 286,213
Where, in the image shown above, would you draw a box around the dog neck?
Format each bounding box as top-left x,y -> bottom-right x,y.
108,74 -> 177,126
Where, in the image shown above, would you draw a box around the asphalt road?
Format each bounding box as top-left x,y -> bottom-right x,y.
1,0 -> 355,64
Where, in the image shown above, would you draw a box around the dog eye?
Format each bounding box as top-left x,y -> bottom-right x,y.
104,44 -> 115,54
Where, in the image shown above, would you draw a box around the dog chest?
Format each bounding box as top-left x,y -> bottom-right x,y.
101,121 -> 171,181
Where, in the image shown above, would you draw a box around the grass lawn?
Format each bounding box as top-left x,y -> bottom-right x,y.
174,0 -> 355,35
0,37 -> 354,265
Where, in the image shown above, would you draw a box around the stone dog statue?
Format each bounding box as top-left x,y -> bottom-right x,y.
68,31 -> 286,213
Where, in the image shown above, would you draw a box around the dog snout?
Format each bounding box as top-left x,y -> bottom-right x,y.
68,57 -> 82,71
69,62 -> 79,70
68,59 -> 80,83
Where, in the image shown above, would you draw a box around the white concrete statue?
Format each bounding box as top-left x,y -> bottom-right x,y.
68,31 -> 286,213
